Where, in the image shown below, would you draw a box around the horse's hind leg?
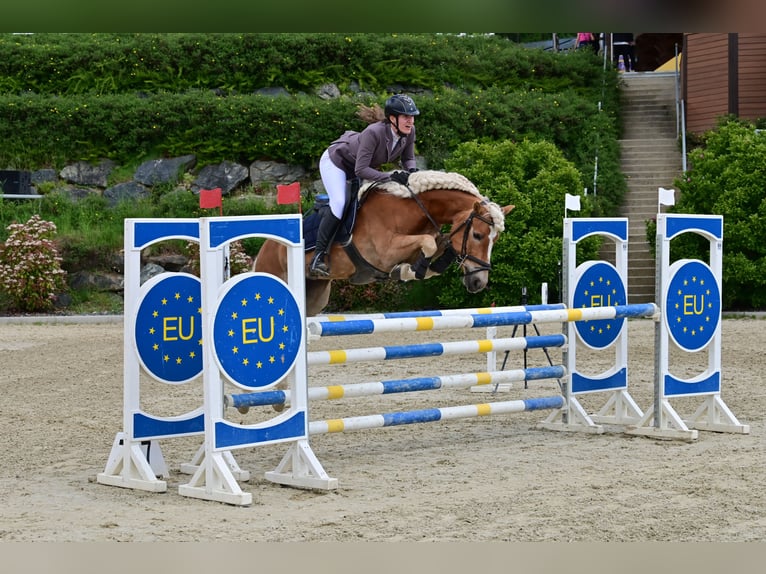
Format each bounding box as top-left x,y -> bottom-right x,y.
305,279 -> 332,317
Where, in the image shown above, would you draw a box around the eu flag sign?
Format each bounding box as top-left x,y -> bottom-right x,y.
134,273 -> 203,384
572,260 -> 626,349
665,259 -> 720,352
212,273 -> 302,389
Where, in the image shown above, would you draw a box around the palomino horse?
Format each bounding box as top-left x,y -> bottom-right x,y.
254,170 -> 514,317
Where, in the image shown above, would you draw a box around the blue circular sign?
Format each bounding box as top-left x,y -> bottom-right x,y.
212,273 -> 303,389
572,260 -> 626,349
665,259 -> 720,352
134,273 -> 203,384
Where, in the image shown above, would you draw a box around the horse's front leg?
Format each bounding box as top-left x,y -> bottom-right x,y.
387,234 -> 440,282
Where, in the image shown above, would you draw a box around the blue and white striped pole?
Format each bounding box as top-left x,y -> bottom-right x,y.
309,396 -> 566,435
227,365 -> 566,410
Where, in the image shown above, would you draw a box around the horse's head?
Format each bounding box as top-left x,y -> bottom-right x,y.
448,199 -> 514,293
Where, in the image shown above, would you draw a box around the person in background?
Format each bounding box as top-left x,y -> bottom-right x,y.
575,32 -> 598,54
308,94 -> 420,278
613,33 -> 636,72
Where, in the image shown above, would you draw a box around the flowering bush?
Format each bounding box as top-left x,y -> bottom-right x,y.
0,214 -> 67,312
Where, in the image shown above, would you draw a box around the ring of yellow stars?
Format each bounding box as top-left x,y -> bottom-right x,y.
135,273 -> 203,383
573,261 -> 626,350
213,274 -> 302,389
665,260 -> 720,352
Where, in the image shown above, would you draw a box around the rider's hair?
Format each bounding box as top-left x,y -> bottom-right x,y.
356,103 -> 385,124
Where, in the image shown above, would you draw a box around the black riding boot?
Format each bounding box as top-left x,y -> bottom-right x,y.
309,212 -> 341,278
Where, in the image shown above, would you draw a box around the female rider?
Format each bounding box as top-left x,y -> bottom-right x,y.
309,93 -> 420,278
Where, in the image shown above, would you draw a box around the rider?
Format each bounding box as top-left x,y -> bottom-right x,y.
308,93 -> 420,278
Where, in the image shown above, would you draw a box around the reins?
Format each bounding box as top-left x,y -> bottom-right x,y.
404,185 -> 495,275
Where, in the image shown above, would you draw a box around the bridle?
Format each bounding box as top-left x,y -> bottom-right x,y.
407,190 -> 495,276
445,201 -> 496,276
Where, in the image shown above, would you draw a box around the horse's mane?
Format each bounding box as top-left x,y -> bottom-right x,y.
359,170 -> 506,232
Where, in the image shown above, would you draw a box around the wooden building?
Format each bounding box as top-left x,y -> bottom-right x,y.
682,33 -> 766,134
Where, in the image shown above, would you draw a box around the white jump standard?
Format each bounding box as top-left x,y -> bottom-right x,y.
625,214 -> 749,440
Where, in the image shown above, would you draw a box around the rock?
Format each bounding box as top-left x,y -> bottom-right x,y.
68,270 -> 124,292
31,169 -> 58,184
139,263 -> 165,285
146,253 -> 189,272
59,160 -> 116,187
103,181 -> 150,207
133,155 -> 196,186
191,161 -> 249,195
316,83 -> 340,99
249,160 -> 307,187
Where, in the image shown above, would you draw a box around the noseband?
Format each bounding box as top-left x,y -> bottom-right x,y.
447,203 -> 495,276
407,188 -> 496,277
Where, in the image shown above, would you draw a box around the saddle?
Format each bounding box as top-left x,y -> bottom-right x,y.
302,183 -> 359,251
302,179 -> 388,284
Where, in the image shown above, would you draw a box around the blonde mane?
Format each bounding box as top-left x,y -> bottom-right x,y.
359,170 -> 506,232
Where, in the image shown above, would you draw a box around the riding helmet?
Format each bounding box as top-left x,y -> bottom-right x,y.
384,94 -> 420,117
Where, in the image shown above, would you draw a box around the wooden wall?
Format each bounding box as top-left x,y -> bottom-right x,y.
683,33 -> 730,134
684,33 -> 766,134
738,33 -> 766,122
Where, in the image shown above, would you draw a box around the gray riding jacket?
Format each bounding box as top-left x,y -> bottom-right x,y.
327,120 -> 416,181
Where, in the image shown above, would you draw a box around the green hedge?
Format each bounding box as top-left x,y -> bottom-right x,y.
0,33 -> 623,213
0,33 -> 604,96
0,87 -> 620,175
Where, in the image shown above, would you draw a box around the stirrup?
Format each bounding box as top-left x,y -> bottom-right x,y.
308,252 -> 330,278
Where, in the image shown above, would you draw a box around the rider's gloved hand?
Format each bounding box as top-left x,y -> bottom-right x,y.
390,171 -> 410,185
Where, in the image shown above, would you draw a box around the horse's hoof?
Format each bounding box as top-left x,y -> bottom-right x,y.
308,267 -> 330,279
390,264 -> 403,281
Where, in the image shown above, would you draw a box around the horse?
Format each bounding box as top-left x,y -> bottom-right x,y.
253,170 -> 514,317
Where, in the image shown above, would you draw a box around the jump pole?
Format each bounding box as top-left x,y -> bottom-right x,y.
626,214 -> 749,441
226,365 -> 567,411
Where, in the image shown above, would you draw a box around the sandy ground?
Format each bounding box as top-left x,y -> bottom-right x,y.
0,315 -> 764,543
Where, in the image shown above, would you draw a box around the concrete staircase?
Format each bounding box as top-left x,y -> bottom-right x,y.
613,71 -> 683,303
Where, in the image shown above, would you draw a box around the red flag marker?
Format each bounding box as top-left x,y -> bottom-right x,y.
199,187 -> 223,215
277,182 -> 301,208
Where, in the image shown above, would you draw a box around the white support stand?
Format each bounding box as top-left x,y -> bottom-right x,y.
589,389 -> 644,426
265,439 -> 339,489
627,214 -> 749,441
97,433 -> 169,492
177,215 -> 335,505
537,395 -> 605,434
98,219 -> 206,493
685,395 -> 750,434
178,444 -> 250,481
627,399 -> 699,442
179,452 -> 253,506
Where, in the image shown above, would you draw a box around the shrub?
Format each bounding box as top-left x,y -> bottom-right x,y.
672,118 -> 766,310
0,214 -> 67,312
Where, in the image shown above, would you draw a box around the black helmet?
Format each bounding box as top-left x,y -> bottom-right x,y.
384,94 -> 420,117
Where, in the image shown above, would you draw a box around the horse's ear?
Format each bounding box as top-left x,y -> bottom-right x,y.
501,205 -> 515,215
